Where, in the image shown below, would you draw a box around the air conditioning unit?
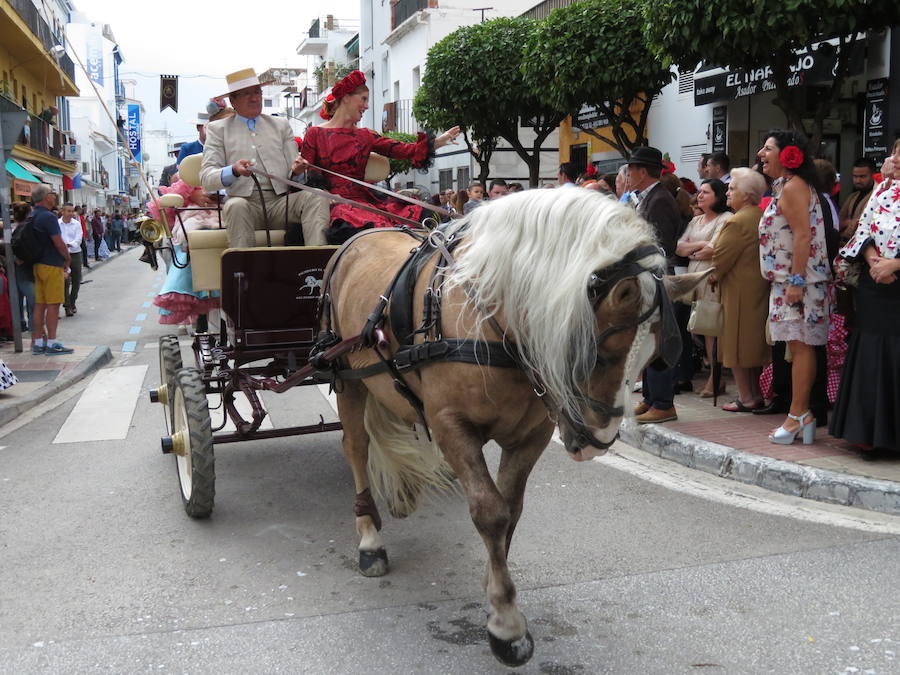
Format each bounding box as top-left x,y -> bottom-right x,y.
82,161 -> 90,173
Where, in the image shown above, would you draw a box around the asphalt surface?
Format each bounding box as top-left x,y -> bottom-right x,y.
2,249 -> 899,674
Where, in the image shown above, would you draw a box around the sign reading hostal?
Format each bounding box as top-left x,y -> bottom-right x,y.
127,104 -> 142,164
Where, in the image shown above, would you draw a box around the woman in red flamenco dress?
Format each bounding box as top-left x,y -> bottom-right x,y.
301,70 -> 460,244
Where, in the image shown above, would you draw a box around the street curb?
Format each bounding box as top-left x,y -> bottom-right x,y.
0,345 -> 112,428
619,421 -> 900,517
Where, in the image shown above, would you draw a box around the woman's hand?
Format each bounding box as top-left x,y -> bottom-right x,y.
291,154 -> 310,175
870,257 -> 900,284
785,284 -> 804,305
435,126 -> 461,149
693,244 -> 715,261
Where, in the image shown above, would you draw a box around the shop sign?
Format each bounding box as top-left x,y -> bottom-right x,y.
693,39 -> 864,106
863,78 -> 889,158
572,104 -> 610,130
86,32 -> 104,86
711,106 -> 727,153
127,104 -> 142,164
13,179 -> 33,196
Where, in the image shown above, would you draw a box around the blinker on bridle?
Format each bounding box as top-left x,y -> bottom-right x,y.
561,243 -> 682,453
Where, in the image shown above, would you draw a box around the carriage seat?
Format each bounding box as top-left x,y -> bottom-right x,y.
188,229 -> 286,292
219,246 -> 338,352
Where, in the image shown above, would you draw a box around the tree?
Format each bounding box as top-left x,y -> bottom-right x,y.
413,18 -> 567,187
381,131 -> 418,182
643,0 -> 900,150
521,0 -> 673,158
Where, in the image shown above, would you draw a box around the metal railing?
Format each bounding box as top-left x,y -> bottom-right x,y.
6,0 -> 76,81
1,93 -> 75,161
393,0 -> 428,29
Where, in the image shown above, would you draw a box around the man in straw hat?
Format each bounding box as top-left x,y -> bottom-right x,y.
200,67 -> 328,247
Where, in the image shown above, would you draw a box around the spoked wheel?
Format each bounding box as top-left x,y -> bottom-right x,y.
157,335 -> 182,426
171,367 -> 215,518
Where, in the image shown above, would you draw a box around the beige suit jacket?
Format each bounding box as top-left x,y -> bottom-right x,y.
200,114 -> 297,197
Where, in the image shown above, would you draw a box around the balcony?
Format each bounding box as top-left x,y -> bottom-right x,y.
392,0 -> 428,30
382,99 -> 417,135
297,15 -> 360,56
3,0 -> 76,82
1,93 -> 76,165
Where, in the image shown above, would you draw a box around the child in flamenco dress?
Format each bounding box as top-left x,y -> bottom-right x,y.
149,179 -> 221,327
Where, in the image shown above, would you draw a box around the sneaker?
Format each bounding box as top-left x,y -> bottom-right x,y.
45,343 -> 75,355
635,407 -> 678,425
32,343 -> 45,354
634,401 -> 651,416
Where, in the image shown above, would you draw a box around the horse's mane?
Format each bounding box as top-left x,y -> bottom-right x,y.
445,188 -> 664,424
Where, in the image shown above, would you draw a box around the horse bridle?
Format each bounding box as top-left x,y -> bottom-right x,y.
526,243 -> 681,453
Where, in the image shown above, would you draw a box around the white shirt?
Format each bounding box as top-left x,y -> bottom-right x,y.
59,217 -> 83,253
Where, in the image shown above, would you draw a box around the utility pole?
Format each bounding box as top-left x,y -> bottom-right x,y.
0,107 -> 30,353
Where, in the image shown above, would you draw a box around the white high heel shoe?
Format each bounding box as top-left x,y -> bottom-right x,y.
768,411 -> 815,445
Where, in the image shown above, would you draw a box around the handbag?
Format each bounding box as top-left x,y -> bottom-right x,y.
687,285 -> 723,337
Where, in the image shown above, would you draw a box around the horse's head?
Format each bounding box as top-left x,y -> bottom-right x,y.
559,255 -> 711,462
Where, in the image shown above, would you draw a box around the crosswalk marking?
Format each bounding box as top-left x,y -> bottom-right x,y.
53,365 -> 149,443
135,313 -> 147,321
142,301 -> 151,308
129,326 -> 142,335
122,341 -> 137,352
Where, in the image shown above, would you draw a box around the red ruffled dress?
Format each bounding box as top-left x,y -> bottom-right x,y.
301,126 -> 433,242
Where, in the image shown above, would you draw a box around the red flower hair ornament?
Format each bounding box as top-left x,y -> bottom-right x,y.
779,145 -> 804,170
319,70 -> 366,120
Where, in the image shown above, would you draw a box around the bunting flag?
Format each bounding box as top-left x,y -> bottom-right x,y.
160,75 -> 178,112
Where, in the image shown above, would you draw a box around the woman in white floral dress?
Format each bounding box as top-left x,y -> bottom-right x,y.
757,130 -> 831,445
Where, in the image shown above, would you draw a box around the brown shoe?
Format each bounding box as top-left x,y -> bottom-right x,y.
635,407 -> 678,424
634,402 -> 651,416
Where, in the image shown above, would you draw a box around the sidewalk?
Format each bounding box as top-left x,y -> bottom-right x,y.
622,374 -> 900,516
0,247 -> 131,426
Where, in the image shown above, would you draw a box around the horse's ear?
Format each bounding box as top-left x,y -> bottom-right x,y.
663,268 -> 714,302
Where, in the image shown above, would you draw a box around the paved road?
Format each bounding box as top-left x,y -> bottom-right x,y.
2,250 -> 900,674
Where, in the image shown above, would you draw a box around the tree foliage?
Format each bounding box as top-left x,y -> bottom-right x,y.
380,130 -> 418,180
521,0 -> 673,157
644,0 -> 900,146
414,17 -> 567,186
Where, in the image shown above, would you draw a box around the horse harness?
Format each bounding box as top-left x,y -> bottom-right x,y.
312,228 -> 679,453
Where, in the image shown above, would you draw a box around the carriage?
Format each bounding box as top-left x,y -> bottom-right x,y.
142,161 -> 701,666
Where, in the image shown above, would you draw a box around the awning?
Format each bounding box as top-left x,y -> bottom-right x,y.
40,165 -> 64,176
5,158 -> 41,183
13,158 -> 51,179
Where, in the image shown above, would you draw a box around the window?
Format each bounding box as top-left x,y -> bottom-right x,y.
263,98 -> 273,107
381,53 -> 390,96
13,78 -> 18,98
457,166 -> 470,188
680,143 -> 708,164
393,80 -> 400,102
412,66 -> 420,95
439,168 -> 453,191
569,143 -> 588,172
677,68 -> 694,96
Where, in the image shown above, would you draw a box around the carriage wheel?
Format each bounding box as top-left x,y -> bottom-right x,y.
171,367 -> 215,518
158,335 -> 182,426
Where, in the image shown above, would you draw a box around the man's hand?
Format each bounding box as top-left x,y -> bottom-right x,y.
232,159 -> 254,177
291,154 -> 309,175
784,284 -> 804,306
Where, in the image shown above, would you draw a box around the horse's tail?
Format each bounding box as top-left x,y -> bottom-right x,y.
363,394 -> 457,518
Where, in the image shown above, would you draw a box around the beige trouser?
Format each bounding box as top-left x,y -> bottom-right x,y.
223,188 -> 329,248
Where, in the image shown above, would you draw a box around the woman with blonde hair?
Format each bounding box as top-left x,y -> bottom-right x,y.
711,168 -> 771,411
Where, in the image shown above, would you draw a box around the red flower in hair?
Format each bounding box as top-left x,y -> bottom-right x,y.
585,164 -> 597,178
661,160 -> 676,176
319,94 -> 335,120
779,145 -> 804,170
331,70 -> 366,101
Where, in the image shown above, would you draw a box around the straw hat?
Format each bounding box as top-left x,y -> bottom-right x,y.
220,68 -> 274,97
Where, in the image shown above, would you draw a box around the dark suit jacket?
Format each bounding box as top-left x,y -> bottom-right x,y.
637,182 -> 682,268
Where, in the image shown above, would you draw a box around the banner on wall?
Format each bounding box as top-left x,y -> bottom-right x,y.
863,78 -> 889,159
86,32 -> 104,85
127,104 -> 141,163
711,106 -> 727,153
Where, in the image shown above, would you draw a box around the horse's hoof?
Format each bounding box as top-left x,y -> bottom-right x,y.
359,548 -> 389,577
488,630 -> 534,667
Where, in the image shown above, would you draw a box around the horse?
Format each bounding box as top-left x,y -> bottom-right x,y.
320,188 -> 706,666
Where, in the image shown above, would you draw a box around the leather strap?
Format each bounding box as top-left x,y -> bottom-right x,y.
353,488 -> 382,531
